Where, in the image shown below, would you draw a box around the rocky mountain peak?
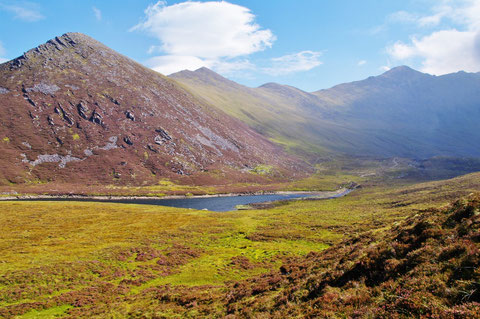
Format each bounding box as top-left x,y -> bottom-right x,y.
7,33 -> 110,70
379,65 -> 429,81
0,33 -> 307,186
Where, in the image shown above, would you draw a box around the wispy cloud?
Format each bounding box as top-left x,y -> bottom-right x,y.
357,60 -> 367,66
0,1 -> 44,22
387,10 -> 419,25
93,6 -> 102,21
386,0 -> 480,74
263,51 -> 322,76
132,1 -> 275,75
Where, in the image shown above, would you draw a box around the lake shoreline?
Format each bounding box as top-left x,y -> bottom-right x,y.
0,188 -> 354,202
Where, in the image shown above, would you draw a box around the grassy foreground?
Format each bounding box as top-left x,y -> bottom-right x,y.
0,173 -> 479,318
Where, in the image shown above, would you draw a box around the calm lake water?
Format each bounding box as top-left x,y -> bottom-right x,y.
104,193 -> 314,212
13,190 -> 351,212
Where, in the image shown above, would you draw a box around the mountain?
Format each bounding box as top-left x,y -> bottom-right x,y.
0,33 -> 308,186
171,66 -> 480,159
313,66 -> 480,157
170,68 -> 335,157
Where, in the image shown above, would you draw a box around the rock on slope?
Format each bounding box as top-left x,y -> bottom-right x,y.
0,33 -> 308,186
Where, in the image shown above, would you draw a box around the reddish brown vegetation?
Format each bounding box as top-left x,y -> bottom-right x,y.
226,195 -> 480,318
0,32 -> 309,188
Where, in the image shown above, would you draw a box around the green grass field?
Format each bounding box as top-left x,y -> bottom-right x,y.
0,173 -> 479,318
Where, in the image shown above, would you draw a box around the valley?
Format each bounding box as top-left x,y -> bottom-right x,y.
0,29 -> 479,318
1,172 -> 479,318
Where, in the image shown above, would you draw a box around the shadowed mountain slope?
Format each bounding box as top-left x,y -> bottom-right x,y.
0,33 -> 308,186
313,66 -> 480,157
171,66 -> 480,159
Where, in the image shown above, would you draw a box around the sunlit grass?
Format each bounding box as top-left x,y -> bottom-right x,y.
0,172 -> 479,317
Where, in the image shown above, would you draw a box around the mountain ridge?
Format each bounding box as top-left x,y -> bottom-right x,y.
171,65 -> 480,159
0,32 -> 309,186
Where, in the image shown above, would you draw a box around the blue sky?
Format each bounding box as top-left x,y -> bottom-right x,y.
0,0 -> 479,91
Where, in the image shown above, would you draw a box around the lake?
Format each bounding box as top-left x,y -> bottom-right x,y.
10,189 -> 352,212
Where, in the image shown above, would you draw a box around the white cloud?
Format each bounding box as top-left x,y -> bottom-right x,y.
148,55 -> 207,75
357,60 -> 367,66
0,1 -> 44,22
147,55 -> 255,76
132,1 -> 275,75
93,6 -> 102,21
388,29 -> 480,74
263,51 -> 323,76
380,66 -> 391,72
386,0 -> 480,74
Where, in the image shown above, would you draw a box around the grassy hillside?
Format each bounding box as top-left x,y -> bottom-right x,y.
171,67 -> 480,159
1,172 -> 479,317
170,68 -> 335,157
227,192 -> 480,318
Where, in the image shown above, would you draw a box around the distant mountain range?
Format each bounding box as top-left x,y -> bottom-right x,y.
0,33 -> 307,186
171,66 -> 480,159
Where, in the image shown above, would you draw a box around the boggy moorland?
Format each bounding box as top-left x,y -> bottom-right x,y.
0,172 -> 479,318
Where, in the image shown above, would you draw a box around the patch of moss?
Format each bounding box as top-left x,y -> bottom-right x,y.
252,164 -> 273,175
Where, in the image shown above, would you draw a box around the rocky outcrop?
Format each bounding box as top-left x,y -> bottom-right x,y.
21,153 -> 83,168
123,136 -> 133,146
89,110 -> 103,126
125,111 -> 135,121
77,102 -> 89,119
25,83 -> 60,95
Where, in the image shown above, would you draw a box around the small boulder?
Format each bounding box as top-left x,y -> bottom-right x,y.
154,135 -> 163,145
147,144 -> 158,153
26,97 -> 36,107
155,128 -> 172,140
123,136 -> 133,145
125,111 -> 135,121
77,102 -> 89,119
89,110 -> 103,125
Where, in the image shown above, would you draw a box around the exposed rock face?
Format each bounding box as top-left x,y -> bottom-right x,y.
0,32 -> 308,185
25,83 -> 60,95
